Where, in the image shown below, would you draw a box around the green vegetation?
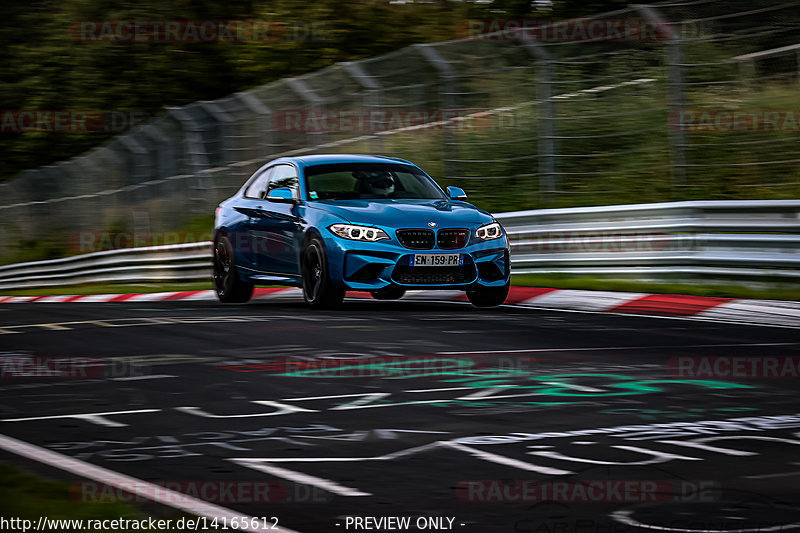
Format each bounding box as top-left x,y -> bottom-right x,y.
0,462 -> 136,521
1,0 -> 635,182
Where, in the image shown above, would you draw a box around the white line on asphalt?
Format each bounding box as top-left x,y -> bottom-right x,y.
440,441 -> 571,475
502,303 -> 800,330
437,341 -> 800,355
1,409 -> 161,427
0,433 -> 301,533
109,374 -> 177,381
744,470 -> 800,479
230,459 -> 371,497
611,509 -> 799,533
403,387 -> 473,393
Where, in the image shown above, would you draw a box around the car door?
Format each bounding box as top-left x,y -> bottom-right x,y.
252,164 -> 303,275
233,166 -> 272,269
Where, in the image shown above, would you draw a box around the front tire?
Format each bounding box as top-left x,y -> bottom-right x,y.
213,236 -> 254,303
302,236 -> 344,308
466,281 -> 509,308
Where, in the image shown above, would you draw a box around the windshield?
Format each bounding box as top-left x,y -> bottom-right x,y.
304,163 -> 446,201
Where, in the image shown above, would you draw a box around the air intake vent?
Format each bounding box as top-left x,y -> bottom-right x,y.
437,228 -> 469,250
397,229 -> 435,250
393,265 -> 474,284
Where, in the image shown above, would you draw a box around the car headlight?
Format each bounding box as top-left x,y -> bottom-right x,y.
329,224 -> 389,242
475,222 -> 503,241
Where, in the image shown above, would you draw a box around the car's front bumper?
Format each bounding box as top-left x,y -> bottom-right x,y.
322,232 -> 510,291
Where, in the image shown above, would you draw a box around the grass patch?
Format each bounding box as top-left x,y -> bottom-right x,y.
0,462 -> 139,521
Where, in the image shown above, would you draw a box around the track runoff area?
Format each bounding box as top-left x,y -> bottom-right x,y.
0,293 -> 799,533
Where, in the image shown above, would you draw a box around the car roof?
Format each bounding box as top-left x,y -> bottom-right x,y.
290,154 -> 413,166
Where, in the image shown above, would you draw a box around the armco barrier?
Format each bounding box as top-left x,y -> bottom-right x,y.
0,200 -> 798,291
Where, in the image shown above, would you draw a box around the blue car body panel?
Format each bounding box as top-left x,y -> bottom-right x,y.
213,154 -> 510,292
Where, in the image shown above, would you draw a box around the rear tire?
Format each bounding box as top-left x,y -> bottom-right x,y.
302,236 -> 344,308
213,236 -> 254,303
466,281 -> 509,308
371,286 -> 406,300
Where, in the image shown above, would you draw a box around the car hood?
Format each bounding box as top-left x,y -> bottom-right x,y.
312,199 -> 493,228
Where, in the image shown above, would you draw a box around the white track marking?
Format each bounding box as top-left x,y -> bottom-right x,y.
611,509 -> 800,533
512,303 -> 800,330
519,289 -> 646,311
656,439 -> 758,457
1,285 -> 799,328
440,441 -> 571,475
123,292 -> 180,302
698,300 -> 800,328
253,288 -> 302,300
541,381 -> 604,392
744,470 -> 800,479
437,341 -> 799,356
72,294 -> 117,302
380,442 -> 445,460
2,409 -> 160,427
0,434 -> 300,533
283,393 -> 383,401
230,459 -> 371,497
403,387 -> 473,393
109,374 -> 177,381
178,290 -> 216,301
32,295 -> 77,303
456,387 -> 511,400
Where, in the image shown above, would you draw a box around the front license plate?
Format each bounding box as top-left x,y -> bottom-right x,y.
412,254 -> 463,267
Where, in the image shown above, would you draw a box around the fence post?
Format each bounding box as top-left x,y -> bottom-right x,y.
166,106 -> 216,215
340,60 -> 383,153
285,77 -> 327,149
235,91 -> 275,159
141,123 -> 177,180
522,41 -> 557,203
635,4 -> 686,197
415,44 -> 458,180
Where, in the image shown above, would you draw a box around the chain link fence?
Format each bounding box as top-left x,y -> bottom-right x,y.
1,0 -> 799,263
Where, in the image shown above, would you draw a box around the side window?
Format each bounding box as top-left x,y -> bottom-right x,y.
267,165 -> 299,199
244,168 -> 272,199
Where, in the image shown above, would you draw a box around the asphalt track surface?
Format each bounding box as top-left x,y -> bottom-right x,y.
1,297 -> 799,533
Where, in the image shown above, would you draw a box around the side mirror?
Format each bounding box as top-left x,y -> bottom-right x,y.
447,186 -> 467,200
266,187 -> 295,203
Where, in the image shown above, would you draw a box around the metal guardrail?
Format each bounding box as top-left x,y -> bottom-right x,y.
0,200 -> 798,291
0,242 -> 213,290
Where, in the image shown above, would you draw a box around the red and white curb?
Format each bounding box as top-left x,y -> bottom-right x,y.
0,287 -> 798,328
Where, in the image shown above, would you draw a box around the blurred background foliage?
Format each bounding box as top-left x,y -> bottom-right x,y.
0,0 -> 630,182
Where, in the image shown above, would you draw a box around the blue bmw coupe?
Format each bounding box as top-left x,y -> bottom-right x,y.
212,154 -> 510,307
